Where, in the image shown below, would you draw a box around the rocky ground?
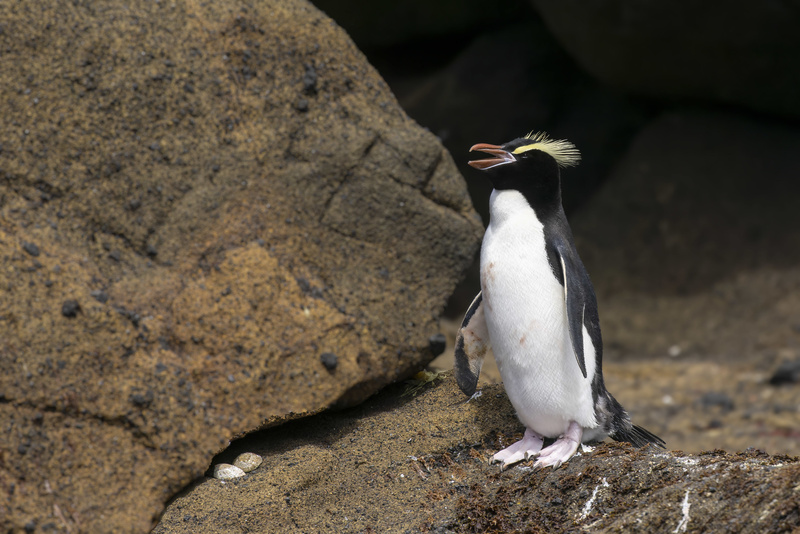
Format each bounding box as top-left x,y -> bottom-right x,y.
153,101 -> 800,531
154,376 -> 800,533
152,310 -> 800,532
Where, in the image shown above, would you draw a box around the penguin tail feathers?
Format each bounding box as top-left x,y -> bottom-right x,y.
612,424 -> 666,449
601,391 -> 666,449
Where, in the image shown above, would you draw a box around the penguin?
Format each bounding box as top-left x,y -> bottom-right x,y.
455,131 -> 664,469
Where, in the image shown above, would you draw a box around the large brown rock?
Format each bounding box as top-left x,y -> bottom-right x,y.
531,0 -> 800,119
0,0 -> 481,531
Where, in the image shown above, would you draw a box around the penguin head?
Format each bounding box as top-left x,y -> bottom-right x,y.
468,132 -> 580,192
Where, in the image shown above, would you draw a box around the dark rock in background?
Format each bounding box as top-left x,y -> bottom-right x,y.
0,0 -> 480,531
770,360 -> 800,385
700,392 -> 735,412
573,110 -> 800,359
531,0 -> 800,118
312,0 -> 525,48
394,21 -> 648,216
428,333 -> 447,356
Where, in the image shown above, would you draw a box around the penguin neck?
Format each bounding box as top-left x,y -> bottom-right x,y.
489,181 -> 564,227
486,152 -> 564,222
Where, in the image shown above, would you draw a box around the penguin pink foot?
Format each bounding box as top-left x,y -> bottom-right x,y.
532,421 -> 582,469
491,428 -> 544,469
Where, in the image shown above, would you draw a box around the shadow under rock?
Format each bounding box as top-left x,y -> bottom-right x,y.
208,374 -> 519,473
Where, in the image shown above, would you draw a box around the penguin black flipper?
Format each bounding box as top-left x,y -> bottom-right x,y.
454,292 -> 490,397
553,240 -> 590,379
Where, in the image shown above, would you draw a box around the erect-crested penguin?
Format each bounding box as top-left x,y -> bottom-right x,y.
454,132 -> 665,469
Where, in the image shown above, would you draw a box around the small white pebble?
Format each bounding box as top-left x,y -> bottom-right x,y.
662,395 -> 674,405
213,463 -> 245,480
668,345 -> 682,357
233,452 -> 263,473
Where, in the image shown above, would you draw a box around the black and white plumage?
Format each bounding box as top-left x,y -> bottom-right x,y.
455,132 -> 664,469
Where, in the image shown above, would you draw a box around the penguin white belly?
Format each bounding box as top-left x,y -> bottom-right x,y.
481,190 -> 597,438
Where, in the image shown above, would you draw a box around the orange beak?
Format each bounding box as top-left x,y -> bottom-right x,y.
468,143 -> 516,170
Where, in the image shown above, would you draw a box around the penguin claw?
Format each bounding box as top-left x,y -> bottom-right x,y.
497,460 -> 512,471
532,421 -> 582,469
533,456 -> 565,470
491,450 -> 526,469
489,428 -> 544,469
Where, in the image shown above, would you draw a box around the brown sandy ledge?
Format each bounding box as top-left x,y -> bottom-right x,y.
154,376 -> 800,533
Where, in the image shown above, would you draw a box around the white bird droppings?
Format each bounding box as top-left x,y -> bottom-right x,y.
675,456 -> 699,468
579,477 -> 609,521
674,490 -> 691,533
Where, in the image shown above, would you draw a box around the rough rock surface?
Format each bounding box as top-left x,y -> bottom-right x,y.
154,376 -> 800,533
571,109 -> 800,361
0,1 -> 481,531
530,0 -> 800,118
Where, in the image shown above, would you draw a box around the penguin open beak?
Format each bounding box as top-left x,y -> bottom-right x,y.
468,143 -> 516,170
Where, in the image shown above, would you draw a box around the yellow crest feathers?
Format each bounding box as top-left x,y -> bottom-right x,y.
511,131 -> 581,168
